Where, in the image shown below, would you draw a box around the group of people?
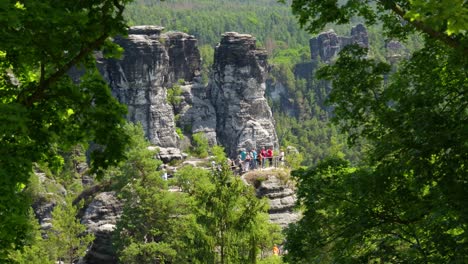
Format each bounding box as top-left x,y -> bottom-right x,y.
228,146 -> 285,173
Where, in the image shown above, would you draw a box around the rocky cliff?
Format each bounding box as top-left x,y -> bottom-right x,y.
101,27 -> 278,159
309,23 -> 368,62
209,32 -> 279,157
100,26 -> 178,148
266,24 -> 370,119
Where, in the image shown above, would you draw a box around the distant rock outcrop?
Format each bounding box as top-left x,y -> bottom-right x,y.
208,32 -> 279,157
385,40 -> 409,64
309,23 -> 369,62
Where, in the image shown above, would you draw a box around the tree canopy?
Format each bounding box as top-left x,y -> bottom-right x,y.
0,0 -> 132,259
112,127 -> 282,263
284,0 -> 468,263
282,0 -> 467,52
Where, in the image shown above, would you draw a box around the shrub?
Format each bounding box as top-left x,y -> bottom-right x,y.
191,132 -> 209,158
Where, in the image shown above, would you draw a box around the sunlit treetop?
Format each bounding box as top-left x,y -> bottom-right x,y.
280,0 -> 468,52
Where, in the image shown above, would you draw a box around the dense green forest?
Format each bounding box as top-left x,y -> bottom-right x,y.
9,124 -> 283,263
125,0 -> 311,48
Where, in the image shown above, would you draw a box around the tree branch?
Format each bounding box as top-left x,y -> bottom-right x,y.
73,180 -> 113,206
381,1 -> 465,52
21,33 -> 109,106
18,0 -> 127,106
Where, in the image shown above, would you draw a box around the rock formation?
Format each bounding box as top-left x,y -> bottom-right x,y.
385,40 -> 409,64
81,192 -> 123,264
309,23 -> 369,62
177,81 -> 218,146
99,27 -> 279,159
100,26 -> 202,148
253,175 -> 300,228
208,32 -> 279,157
31,171 -> 67,231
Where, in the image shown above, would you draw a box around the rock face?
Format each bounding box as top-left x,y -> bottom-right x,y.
385,40 -> 408,64
31,171 -> 67,231
100,26 -> 202,148
254,176 -> 300,228
310,23 -> 368,62
82,192 -> 123,264
208,32 -> 279,157
101,27 -> 279,158
178,81 -> 218,146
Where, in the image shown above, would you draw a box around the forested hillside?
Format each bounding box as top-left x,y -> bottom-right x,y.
125,0 -> 310,48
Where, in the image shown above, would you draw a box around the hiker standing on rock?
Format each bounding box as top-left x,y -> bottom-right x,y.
267,147 -> 273,167
257,151 -> 263,169
245,150 -> 251,172
260,146 -> 267,169
250,149 -> 257,170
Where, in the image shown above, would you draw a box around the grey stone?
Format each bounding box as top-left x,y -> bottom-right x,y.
251,175 -> 301,228
100,26 -> 202,149
208,32 -> 278,157
178,82 -> 218,146
82,192 -> 123,264
310,23 -> 369,62
99,26 -> 221,152
101,26 -> 179,148
156,147 -> 185,163
385,40 -> 409,63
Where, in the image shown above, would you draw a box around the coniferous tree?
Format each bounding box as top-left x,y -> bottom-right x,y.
47,197 -> 94,264
177,160 -> 282,264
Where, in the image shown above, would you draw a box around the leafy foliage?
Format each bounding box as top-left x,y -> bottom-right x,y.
8,211 -> 54,264
176,164 -> 283,263
284,0 -> 468,262
270,62 -> 363,165
282,0 -> 467,52
9,198 -> 93,264
166,83 -> 183,106
113,126 -> 282,263
47,198 -> 94,264
0,0 -> 132,258
111,124 -> 201,263
191,132 -> 210,158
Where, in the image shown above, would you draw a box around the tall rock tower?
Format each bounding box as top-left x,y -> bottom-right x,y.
100,26 -> 202,148
209,32 -> 278,157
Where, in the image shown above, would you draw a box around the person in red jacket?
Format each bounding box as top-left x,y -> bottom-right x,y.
267,147 -> 273,167
260,146 -> 267,169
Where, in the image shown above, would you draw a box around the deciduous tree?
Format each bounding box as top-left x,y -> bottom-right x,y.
284,0 -> 467,262
0,0 -> 132,258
